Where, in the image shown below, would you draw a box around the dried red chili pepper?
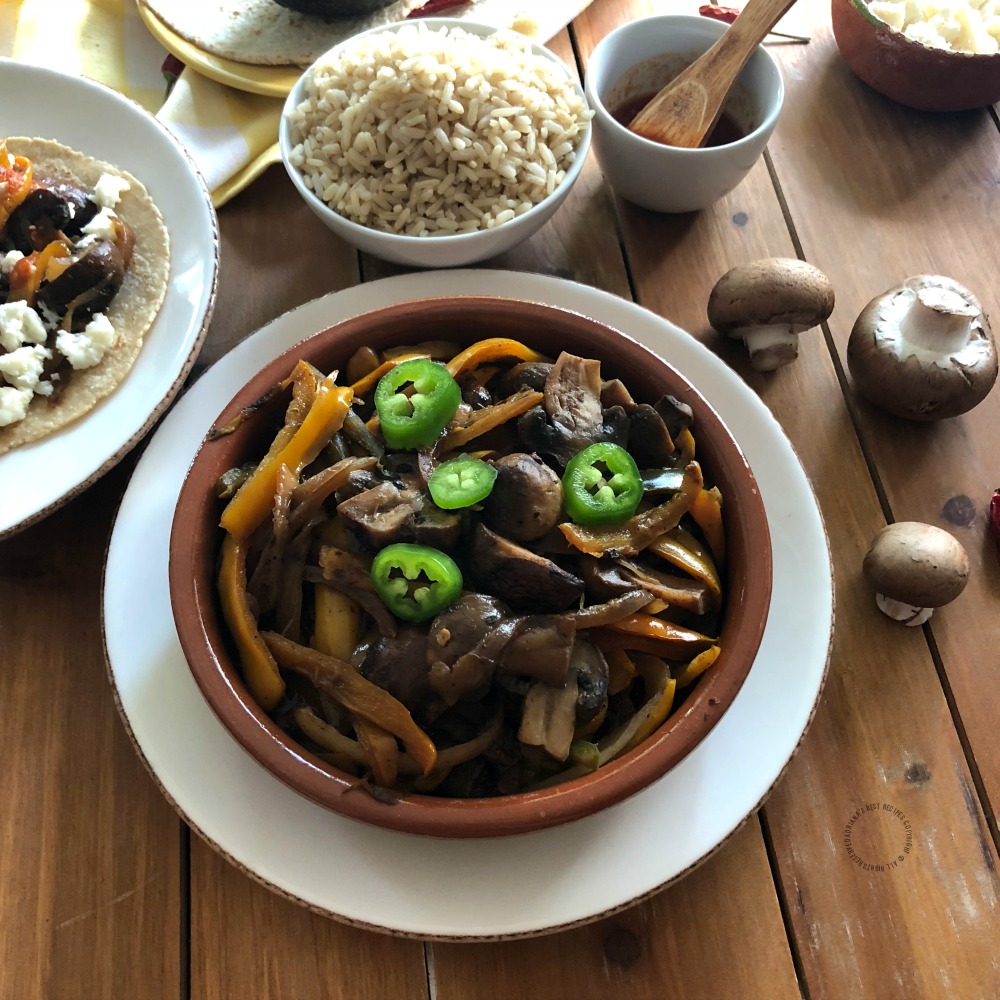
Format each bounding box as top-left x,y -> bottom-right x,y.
406,0 -> 473,17
697,4 -> 810,40
990,488 -> 1000,547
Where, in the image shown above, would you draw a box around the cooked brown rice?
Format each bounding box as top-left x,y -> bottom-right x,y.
286,23 -> 592,237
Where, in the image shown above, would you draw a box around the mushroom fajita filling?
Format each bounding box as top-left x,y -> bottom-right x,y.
0,140 -> 135,427
213,339 -> 729,798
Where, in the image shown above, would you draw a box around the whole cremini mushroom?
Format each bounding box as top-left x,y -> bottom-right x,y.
862,521 -> 970,626
707,258 -> 835,372
847,275 -> 997,421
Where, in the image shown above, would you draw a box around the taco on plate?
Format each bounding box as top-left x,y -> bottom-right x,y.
0,137 -> 170,455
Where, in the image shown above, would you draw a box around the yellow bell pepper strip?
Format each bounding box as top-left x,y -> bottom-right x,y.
676,427 -> 696,464
220,374 -> 353,541
352,716 -> 399,788
559,461 -> 704,558
444,337 -> 548,379
0,142 -> 33,229
436,387 -> 543,453
647,525 -> 723,603
262,631 -> 438,775
673,644 -> 722,688
690,486 -> 726,564
624,677 -> 677,752
311,586 -> 361,663
593,614 -> 716,659
604,647 -> 637,695
293,705 -> 368,767
217,534 -> 285,711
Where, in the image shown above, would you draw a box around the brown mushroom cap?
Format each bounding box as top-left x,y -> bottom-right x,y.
863,521 -> 970,608
707,258 -> 836,333
847,274 -> 998,421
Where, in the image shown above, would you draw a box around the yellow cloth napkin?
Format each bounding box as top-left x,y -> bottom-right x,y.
0,0 -> 282,205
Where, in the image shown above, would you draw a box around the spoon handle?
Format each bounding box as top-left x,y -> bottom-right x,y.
629,0 -> 798,148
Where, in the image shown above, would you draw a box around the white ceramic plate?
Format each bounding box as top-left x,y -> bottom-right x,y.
0,59 -> 219,539
102,271 -> 833,940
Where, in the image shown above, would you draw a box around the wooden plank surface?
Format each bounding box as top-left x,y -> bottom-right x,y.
3,0 -> 999,996
0,462 -> 183,1000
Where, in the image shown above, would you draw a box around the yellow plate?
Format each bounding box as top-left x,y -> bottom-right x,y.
138,2 -> 302,98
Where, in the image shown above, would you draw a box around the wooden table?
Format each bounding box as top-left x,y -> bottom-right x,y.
3,0 -> 999,995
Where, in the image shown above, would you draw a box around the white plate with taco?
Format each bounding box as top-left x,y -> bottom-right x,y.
0,59 -> 218,539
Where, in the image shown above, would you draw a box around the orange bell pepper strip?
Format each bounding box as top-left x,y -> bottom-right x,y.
349,352 -> 430,396
6,239 -> 72,306
593,614 -> 716,658
444,337 -> 548,379
220,373 -> 353,540
262,632 -> 438,776
217,534 -> 285,711
559,461 -> 703,558
689,486 -> 726,564
437,387 -> 543,452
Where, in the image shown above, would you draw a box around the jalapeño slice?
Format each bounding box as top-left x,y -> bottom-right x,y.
428,455 -> 498,510
562,442 -> 642,526
370,543 -> 463,623
373,358 -> 461,450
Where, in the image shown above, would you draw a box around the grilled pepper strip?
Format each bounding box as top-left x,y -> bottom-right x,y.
218,534 -> 285,711
371,543 -> 463,623
563,442 -> 643,526
374,357 -> 461,449
428,455 -> 497,509
263,631 -> 437,775
220,373 -> 353,540
444,337 -> 547,379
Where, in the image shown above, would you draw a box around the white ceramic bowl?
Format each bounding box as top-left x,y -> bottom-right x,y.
584,15 -> 784,214
279,18 -> 591,268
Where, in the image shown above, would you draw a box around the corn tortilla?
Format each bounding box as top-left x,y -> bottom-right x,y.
0,137 -> 170,456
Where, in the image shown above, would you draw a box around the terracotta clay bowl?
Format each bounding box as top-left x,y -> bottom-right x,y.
169,296 -> 772,838
832,0 -> 1000,112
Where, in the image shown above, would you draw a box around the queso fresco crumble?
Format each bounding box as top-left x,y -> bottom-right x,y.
0,162 -> 131,428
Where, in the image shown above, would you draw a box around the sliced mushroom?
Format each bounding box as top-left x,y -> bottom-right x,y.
862,521 -> 970,625
847,275 -> 997,420
498,615 -> 575,688
35,239 -> 126,327
516,352 -> 629,465
470,523 -> 584,613
6,188 -> 75,252
571,640 -> 610,725
518,677 -> 579,761
337,480 -> 461,550
482,452 -> 563,542
708,258 -> 835,371
627,404 -> 676,467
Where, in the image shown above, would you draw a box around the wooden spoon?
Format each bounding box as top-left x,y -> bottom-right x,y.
628,0 -> 799,148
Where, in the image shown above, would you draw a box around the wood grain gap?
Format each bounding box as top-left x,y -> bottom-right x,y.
758,812 -> 811,1000
181,826 -> 191,1000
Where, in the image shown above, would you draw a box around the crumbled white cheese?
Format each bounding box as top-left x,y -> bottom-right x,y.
0,301 -> 49,352
868,0 -> 1000,52
92,172 -> 131,209
0,385 -> 32,427
0,344 -> 51,392
81,206 -> 119,242
55,312 -> 117,370
1,250 -> 24,275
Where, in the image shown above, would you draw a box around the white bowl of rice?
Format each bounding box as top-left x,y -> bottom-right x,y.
279,18 -> 593,268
